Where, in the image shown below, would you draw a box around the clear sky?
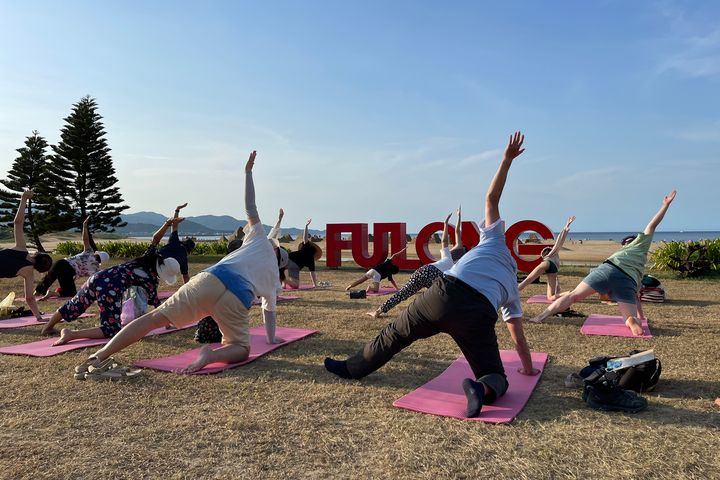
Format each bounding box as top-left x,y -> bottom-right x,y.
1,1 -> 718,232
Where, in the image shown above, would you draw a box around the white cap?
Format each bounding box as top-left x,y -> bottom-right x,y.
96,251 -> 110,263
156,257 -> 181,285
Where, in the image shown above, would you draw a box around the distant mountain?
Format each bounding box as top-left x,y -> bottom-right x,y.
119,211 -> 326,237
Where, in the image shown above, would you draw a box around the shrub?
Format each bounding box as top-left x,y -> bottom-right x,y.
651,239 -> 720,277
54,240 -> 229,258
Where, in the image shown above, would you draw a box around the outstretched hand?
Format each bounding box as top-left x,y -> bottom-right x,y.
565,215 -> 576,228
175,203 -> 188,211
83,215 -> 92,225
21,190 -> 33,200
306,218 -> 312,227
663,190 -> 677,207
445,212 -> 453,223
504,131 -> 525,161
278,208 -> 284,219
245,150 -> 257,173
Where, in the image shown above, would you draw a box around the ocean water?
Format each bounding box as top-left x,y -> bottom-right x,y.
563,231 -> 720,242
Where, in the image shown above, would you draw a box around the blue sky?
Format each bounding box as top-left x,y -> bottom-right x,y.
1,0 -> 718,232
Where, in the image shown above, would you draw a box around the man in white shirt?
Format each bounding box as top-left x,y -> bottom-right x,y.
74,151 -> 289,377
325,132 -> 538,417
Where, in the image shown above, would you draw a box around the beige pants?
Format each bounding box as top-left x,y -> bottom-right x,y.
156,272 -> 250,347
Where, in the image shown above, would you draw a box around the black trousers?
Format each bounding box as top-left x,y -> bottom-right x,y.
346,275 -> 509,401
35,259 -> 77,297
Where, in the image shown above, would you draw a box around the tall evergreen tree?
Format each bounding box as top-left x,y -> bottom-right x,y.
0,131 -> 69,251
49,96 -> 128,232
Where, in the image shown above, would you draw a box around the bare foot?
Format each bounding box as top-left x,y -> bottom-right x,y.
53,328 -> 72,346
40,326 -> 58,336
181,345 -> 214,374
625,316 -> 644,336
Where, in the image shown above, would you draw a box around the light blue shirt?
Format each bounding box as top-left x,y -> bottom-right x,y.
204,264 -> 255,309
446,219 -> 522,322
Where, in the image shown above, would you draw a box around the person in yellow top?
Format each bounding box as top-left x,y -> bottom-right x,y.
529,191 -> 676,336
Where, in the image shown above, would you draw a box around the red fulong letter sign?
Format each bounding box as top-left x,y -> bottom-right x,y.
326,220 -> 554,273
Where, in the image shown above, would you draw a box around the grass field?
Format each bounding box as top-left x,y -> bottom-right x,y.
1,259 -> 719,479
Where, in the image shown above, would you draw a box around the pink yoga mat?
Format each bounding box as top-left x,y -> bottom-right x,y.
15,295 -> 72,302
580,314 -> 652,339
366,286 -> 398,297
134,326 -> 317,374
526,295 -> 552,304
282,284 -> 316,291
0,322 -> 197,357
251,295 -> 300,305
0,312 -> 94,330
392,351 -> 548,424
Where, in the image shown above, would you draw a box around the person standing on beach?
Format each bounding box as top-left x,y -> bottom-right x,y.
529,191 -> 677,335
517,215 -> 575,301
325,132 -> 538,418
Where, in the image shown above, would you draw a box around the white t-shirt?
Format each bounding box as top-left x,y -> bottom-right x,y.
430,247 -> 454,273
212,222 -> 282,311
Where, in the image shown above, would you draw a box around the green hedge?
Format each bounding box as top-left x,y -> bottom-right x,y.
55,240 -> 229,258
651,239 -> 720,277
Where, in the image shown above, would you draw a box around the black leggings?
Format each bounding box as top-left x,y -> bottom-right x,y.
35,259 -> 77,297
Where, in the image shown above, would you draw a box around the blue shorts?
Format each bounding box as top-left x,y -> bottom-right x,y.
583,262 -> 637,304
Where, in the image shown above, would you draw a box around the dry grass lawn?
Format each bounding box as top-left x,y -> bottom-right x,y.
1,259 -> 719,480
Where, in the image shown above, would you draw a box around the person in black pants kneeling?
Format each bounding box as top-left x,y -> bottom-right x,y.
325,132 -> 539,417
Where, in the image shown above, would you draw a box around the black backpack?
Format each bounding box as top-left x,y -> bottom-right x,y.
580,350 -> 662,393
194,316 -> 222,343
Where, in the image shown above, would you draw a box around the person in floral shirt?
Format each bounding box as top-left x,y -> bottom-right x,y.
41,224 -> 182,344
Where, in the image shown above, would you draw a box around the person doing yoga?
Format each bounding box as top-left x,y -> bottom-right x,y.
34,215 -> 110,300
529,191 -> 677,336
72,150 -> 289,377
157,202 -> 196,284
367,211 -> 457,319
41,229 -> 182,342
345,248 -> 405,293
0,191 -> 52,321
281,218 -> 322,289
325,132 -> 538,418
517,215 -> 575,301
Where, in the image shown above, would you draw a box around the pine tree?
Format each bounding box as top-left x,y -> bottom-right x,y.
0,131 -> 68,251
48,96 -> 128,233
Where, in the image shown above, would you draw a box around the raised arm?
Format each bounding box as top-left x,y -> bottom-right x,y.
267,208 -> 284,240
545,215 -> 575,258
81,215 -> 93,251
245,151 -> 260,226
303,218 -> 311,244
454,205 -> 463,248
172,203 -> 188,233
644,191 -> 677,236
151,218 -> 173,246
389,247 -> 407,261
441,212 -> 452,248
13,190 -> 32,249
485,132 -> 525,226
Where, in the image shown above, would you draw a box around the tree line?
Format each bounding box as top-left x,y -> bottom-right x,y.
0,96 -> 127,252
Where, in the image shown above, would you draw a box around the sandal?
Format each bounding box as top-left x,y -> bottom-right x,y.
85,364 -> 142,382
74,357 -> 119,380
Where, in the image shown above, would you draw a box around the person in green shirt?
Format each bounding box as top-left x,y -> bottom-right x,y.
529,191 -> 676,336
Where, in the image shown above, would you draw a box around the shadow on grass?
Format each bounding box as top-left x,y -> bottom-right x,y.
664,299 -> 720,307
